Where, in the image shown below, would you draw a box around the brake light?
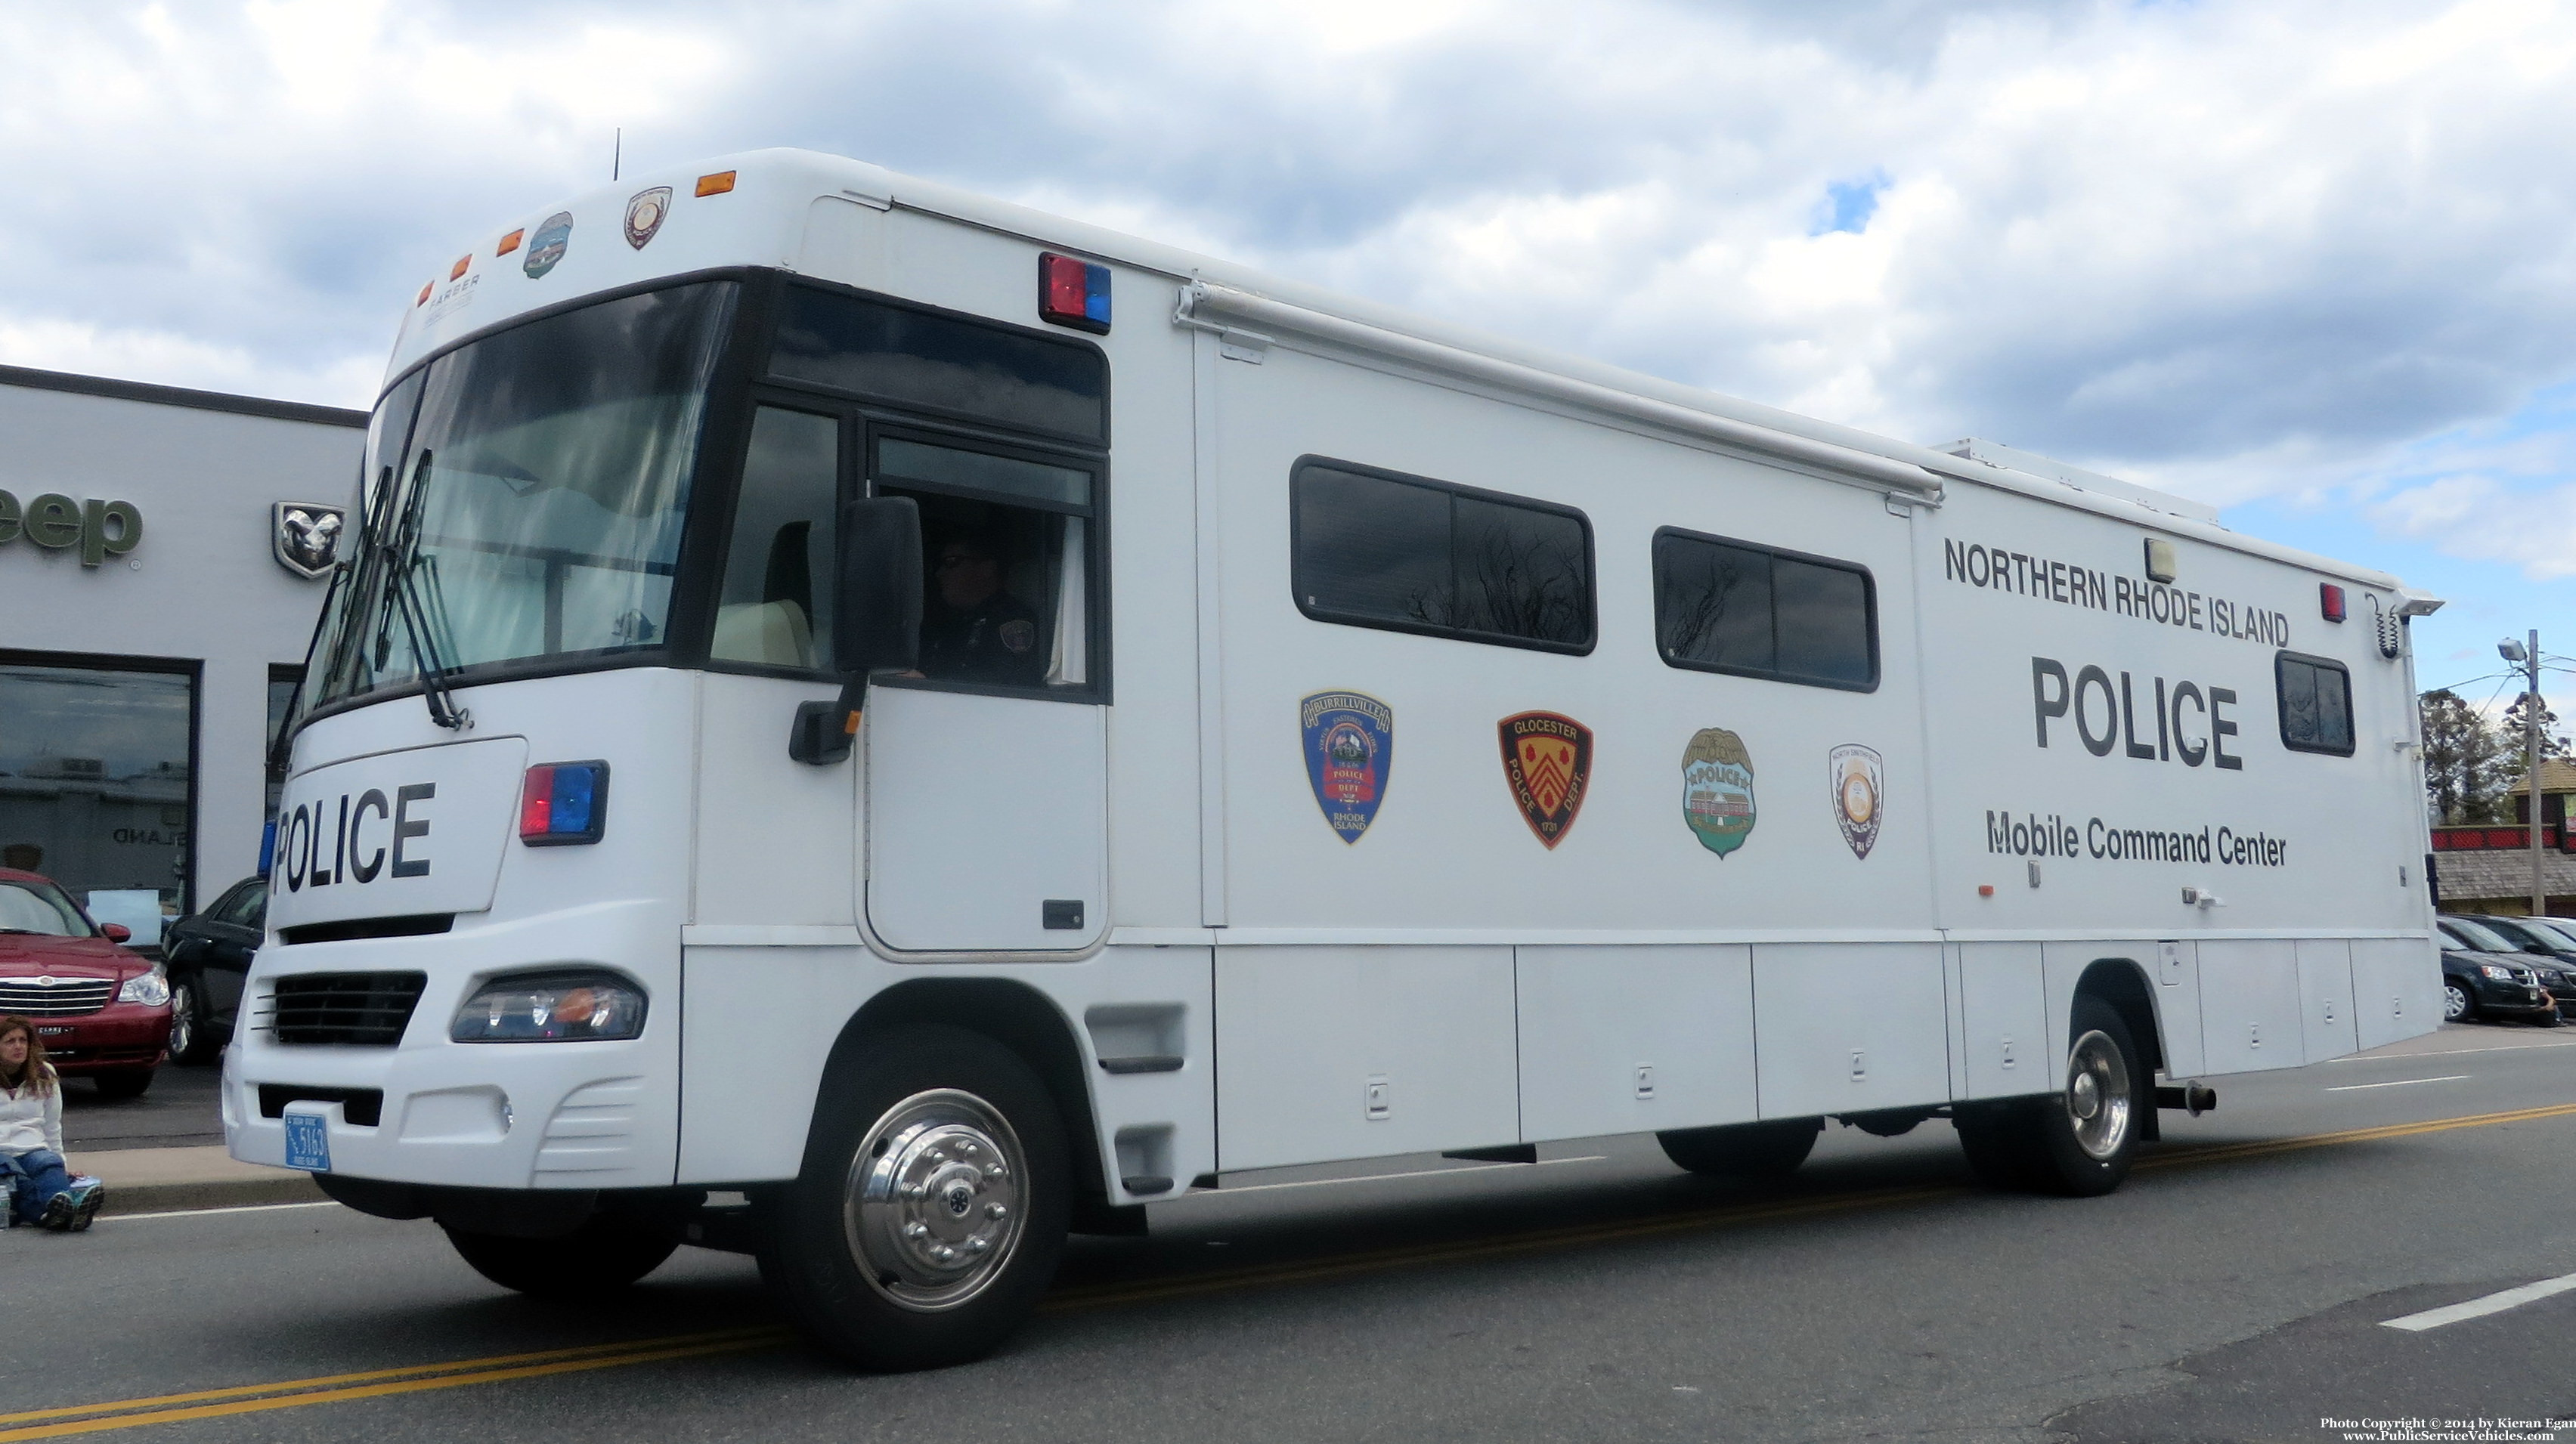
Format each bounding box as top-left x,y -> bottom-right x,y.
1039,252 -> 1110,334
519,762 -> 610,846
2319,583 -> 2345,622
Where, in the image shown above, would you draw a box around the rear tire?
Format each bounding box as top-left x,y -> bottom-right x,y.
758,1025 -> 1069,1372
1955,996 -> 2144,1198
444,1213 -> 679,1297
1657,1118 -> 1822,1183
92,1068 -> 153,1100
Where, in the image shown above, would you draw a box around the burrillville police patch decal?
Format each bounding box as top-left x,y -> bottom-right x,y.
1301,691 -> 1392,844
1831,743 -> 1884,860
1680,728 -> 1755,858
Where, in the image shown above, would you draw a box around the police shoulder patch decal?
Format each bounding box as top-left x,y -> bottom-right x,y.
1681,728 -> 1756,858
1302,691 -> 1393,843
1831,743 -> 1884,859
1499,711 -> 1593,849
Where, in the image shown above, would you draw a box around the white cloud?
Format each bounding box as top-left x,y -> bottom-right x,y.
0,0 -> 2571,603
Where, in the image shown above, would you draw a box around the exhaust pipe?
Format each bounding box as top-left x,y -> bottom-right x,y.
2154,1082 -> 2218,1115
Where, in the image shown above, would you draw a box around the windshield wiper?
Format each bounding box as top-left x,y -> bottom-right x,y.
385,449 -> 471,731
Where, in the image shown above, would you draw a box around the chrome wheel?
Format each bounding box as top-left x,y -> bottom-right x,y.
167,985 -> 197,1060
844,1088 -> 1029,1313
2063,1028 -> 2132,1161
2444,982 -> 2472,1022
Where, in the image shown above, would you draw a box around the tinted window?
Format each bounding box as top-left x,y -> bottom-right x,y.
712,407 -> 841,672
1292,461 -> 1593,652
2276,651 -> 2355,756
771,288 -> 1107,444
878,434 -> 1102,695
1655,530 -> 1878,691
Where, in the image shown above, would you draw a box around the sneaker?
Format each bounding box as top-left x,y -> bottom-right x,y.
64,1178 -> 103,1232
39,1190 -> 76,1231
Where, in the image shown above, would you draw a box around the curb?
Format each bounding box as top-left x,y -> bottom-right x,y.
102,1174 -> 328,1217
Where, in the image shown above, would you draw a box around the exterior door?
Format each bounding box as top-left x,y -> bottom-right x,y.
858,426 -> 1109,954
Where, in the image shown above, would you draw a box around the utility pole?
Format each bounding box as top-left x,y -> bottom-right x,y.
2503,631 -> 2545,916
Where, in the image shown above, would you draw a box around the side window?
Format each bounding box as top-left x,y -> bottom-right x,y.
875,433 -> 1100,694
1291,459 -> 1593,652
1654,528 -> 1878,691
712,406 -> 840,671
2276,651 -> 2355,756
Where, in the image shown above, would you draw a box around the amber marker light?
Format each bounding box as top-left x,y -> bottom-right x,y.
695,170 -> 737,197
1977,884 -> 1996,897
447,255 -> 471,281
497,228 -> 525,256
416,282 -> 433,307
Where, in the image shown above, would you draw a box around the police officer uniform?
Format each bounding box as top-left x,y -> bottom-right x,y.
919,590 -> 1045,685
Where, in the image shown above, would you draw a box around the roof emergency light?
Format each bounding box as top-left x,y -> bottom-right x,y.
1039,253 -> 1111,334
520,761 -> 610,846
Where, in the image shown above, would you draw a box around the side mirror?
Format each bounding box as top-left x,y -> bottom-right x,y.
791,496 -> 923,765
831,496 -> 924,674
101,923 -> 132,943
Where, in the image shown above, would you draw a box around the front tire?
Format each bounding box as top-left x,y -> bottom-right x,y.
760,1025 -> 1070,1372
2444,980 -> 2475,1022
167,982 -> 220,1066
444,1213 -> 679,1297
1657,1118 -> 1822,1183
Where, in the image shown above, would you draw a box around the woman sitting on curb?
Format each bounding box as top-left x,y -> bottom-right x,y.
2,1015 -> 104,1231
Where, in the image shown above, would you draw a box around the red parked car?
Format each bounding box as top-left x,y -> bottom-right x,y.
0,869 -> 172,1098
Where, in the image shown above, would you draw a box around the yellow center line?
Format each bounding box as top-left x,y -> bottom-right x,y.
0,1337 -> 782,1443
17,1096 -> 2576,1437
0,1327 -> 785,1427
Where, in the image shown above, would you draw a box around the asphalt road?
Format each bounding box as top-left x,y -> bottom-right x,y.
11,1023 -> 2576,1443
58,1059 -> 224,1152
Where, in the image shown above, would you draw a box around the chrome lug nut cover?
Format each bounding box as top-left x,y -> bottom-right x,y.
845,1089 -> 1032,1313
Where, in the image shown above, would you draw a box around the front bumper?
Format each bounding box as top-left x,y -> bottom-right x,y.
2472,977 -> 2557,1017
224,899 -> 680,1192
34,1002 -> 172,1073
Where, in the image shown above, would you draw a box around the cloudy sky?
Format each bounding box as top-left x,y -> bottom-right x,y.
5,0 -> 2572,716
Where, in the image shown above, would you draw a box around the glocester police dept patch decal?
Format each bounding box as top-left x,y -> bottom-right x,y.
1680,728 -> 1756,858
1301,691 -> 1392,844
1830,743 -> 1884,859
1499,711 -> 1593,849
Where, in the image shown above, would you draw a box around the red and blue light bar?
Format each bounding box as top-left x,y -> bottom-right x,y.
520,761 -> 610,846
1039,252 -> 1111,334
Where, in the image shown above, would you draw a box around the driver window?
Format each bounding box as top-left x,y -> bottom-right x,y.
712,407 -> 839,670
874,436 -> 1096,693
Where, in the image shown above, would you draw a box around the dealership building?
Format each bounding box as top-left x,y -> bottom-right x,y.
0,363 -> 365,948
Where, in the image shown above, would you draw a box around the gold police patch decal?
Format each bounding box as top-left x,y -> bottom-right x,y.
1830,743 -> 1883,859
1681,728 -> 1755,858
1498,711 -> 1593,849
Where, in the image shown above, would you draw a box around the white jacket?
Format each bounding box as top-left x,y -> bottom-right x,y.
0,1068 -> 64,1156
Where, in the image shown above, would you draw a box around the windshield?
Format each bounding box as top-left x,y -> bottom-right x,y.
2444,917 -> 2521,952
2520,917 -> 2576,950
314,282 -> 737,707
0,880 -> 91,937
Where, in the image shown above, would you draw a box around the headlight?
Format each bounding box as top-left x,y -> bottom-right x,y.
450,971 -> 646,1043
119,970 -> 170,1006
2480,963 -> 2516,980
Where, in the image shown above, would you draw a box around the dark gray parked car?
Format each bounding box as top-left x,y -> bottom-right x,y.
159,876 -> 265,1065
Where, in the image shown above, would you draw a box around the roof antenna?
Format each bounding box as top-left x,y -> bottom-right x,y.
612,128 -> 621,183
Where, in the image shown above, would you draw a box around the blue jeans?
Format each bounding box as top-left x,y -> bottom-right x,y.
2,1148 -> 71,1226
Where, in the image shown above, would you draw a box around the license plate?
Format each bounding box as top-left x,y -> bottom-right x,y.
282,1110 -> 332,1173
